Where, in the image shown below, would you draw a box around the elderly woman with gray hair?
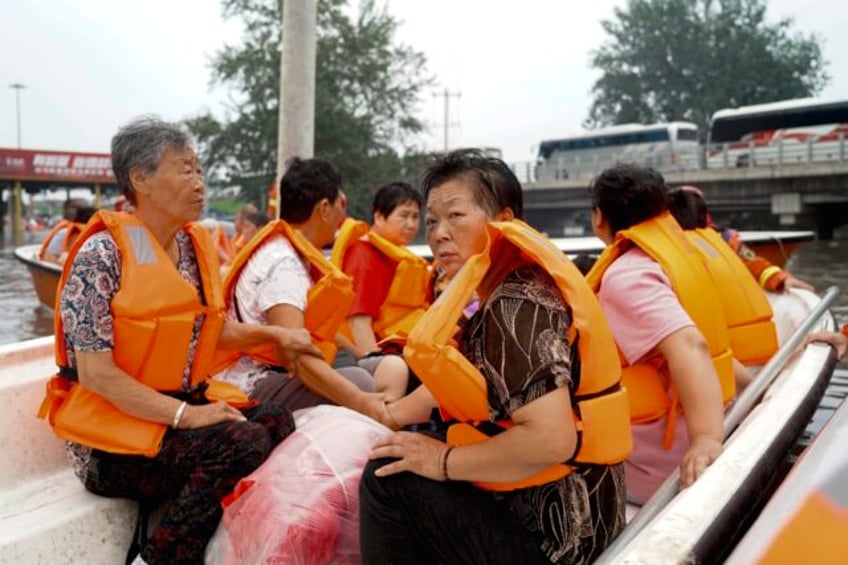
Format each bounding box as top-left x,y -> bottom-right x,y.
44,116 -> 321,564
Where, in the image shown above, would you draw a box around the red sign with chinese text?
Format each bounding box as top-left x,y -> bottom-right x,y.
0,148 -> 114,183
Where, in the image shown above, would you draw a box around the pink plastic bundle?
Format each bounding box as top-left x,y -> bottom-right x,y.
206,405 -> 390,565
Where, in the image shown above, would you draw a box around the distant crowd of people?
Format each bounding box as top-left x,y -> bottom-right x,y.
37,116 -> 845,565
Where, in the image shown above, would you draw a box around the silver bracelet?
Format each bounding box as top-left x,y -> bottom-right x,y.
172,401 -> 188,429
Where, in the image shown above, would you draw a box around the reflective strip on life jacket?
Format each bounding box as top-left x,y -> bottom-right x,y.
587,213 -> 735,438
39,210 -> 242,456
689,228 -> 778,365
404,219 -> 631,491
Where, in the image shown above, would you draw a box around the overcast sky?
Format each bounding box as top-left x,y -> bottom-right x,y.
2,0 -> 846,167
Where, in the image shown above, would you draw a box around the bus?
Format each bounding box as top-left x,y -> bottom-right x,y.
534,122 -> 699,182
706,98 -> 848,168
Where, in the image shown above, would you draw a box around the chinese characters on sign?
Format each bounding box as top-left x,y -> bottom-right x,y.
0,148 -> 114,183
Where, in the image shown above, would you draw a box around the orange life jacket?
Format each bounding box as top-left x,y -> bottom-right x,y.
231,231 -> 247,255
38,220 -> 85,260
687,228 -> 778,365
37,211 -> 250,457
331,218 -> 431,340
213,224 -> 235,265
587,213 -> 735,446
404,219 -> 631,491
723,228 -> 788,292
215,220 -> 354,368
756,477 -> 848,564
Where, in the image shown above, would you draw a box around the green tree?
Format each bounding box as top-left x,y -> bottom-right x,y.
185,0 -> 432,218
587,0 -> 829,136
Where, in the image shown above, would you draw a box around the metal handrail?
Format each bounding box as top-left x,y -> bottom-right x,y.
594,285 -> 840,564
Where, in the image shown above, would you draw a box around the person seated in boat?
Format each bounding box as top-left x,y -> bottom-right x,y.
38,198 -> 87,264
671,185 -> 813,293
586,164 -> 730,505
231,203 -> 259,254
211,157 -> 392,426
200,217 -> 236,269
241,210 -> 270,244
38,116 -> 321,565
331,182 -> 427,401
667,186 -> 777,390
360,150 -> 629,564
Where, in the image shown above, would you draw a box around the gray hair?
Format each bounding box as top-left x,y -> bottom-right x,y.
111,116 -> 195,205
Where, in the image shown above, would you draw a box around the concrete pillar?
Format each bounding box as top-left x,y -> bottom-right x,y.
93,184 -> 101,207
12,181 -> 23,245
276,0 -> 317,219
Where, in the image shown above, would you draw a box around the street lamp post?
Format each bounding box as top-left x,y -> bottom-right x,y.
9,83 -> 25,149
9,83 -> 26,244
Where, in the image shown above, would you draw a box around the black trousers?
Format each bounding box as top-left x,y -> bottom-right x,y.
359,458 -> 552,565
84,402 -> 294,565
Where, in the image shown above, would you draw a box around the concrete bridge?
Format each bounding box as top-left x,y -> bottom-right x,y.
518,160 -> 848,239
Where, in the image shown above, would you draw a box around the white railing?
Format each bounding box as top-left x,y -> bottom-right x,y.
512,133 -> 848,184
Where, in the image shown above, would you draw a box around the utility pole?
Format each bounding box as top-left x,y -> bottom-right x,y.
433,88 -> 461,152
10,83 -> 25,149
276,0 -> 317,218
9,83 -> 26,245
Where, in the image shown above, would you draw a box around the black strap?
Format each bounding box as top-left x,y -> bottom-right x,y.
124,499 -> 151,565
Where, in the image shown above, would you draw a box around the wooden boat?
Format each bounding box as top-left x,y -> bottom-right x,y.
13,244 -> 62,312
0,252 -> 836,563
727,379 -> 848,564
595,287 -> 839,564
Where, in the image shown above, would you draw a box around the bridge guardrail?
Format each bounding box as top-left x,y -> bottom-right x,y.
511,133 -> 848,184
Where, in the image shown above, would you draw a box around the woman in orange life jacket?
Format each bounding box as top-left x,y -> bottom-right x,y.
669,184 -> 813,293
587,164 -> 727,504
359,150 -> 627,565
39,199 -> 90,264
54,205 -> 98,264
666,186 -> 769,393
337,182 -> 425,401
210,157 -> 391,427
51,117 -> 320,565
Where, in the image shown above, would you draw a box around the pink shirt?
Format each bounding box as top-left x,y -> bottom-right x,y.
598,247 -> 695,504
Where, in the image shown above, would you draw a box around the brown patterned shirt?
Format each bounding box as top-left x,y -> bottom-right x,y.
459,265 -> 626,564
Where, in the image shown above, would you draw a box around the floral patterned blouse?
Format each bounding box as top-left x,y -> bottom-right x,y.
458,265 -> 626,564
59,230 -> 203,478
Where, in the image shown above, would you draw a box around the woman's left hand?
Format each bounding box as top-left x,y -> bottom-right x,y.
369,431 -> 448,481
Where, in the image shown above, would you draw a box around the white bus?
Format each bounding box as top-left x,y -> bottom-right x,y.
534,122 -> 700,182
706,98 -> 848,168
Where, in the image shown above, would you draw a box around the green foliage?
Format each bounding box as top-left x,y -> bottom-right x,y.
185,0 -> 433,218
587,0 -> 829,136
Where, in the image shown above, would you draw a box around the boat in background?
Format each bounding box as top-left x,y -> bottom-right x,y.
409,229 -> 815,264
15,229 -> 813,315
13,245 -> 62,312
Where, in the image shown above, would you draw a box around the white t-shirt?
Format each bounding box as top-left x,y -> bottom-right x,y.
213,233 -> 313,394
